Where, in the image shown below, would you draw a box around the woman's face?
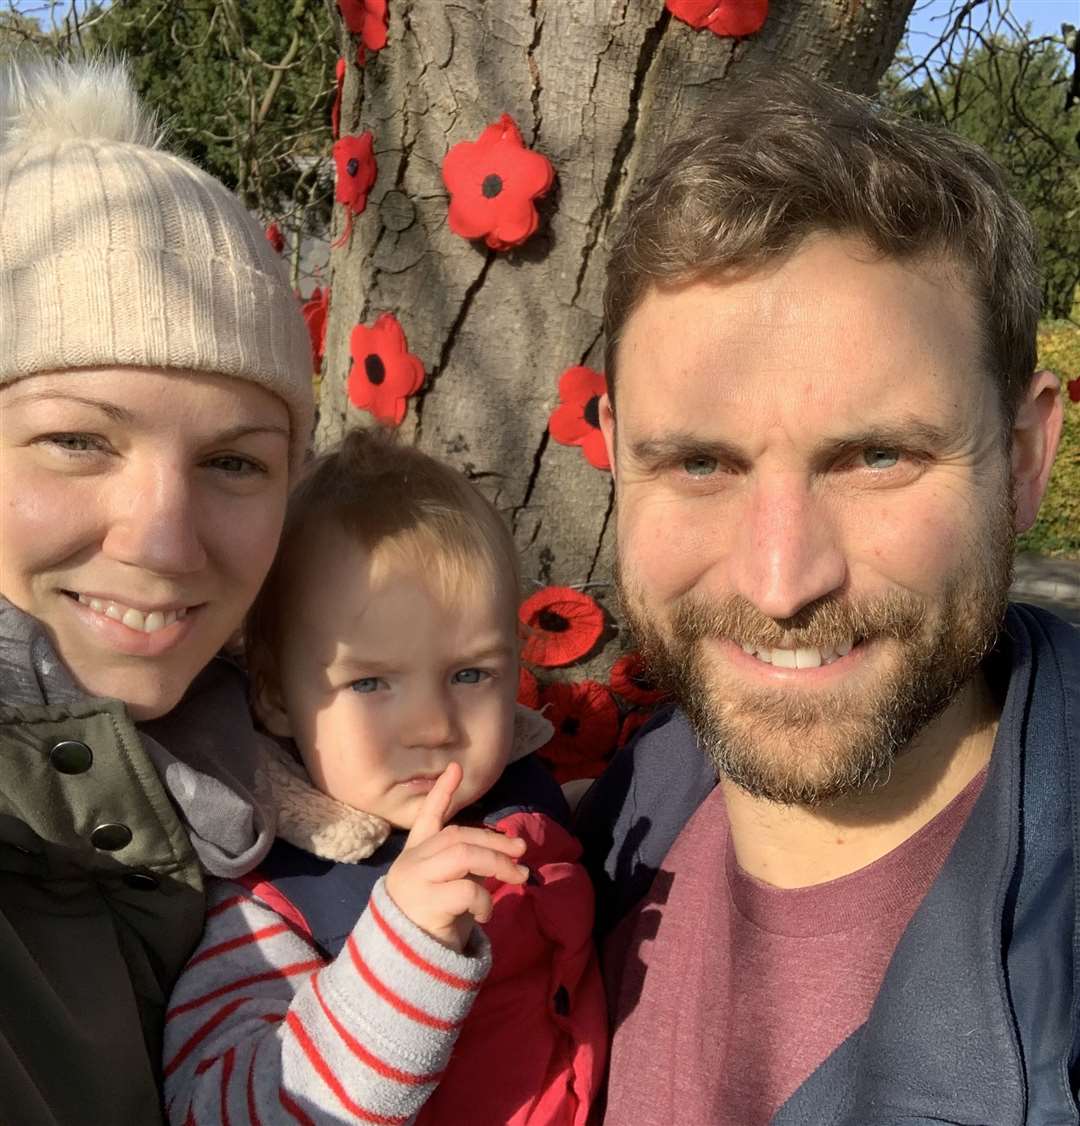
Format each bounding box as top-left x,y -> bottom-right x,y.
0,367 -> 291,719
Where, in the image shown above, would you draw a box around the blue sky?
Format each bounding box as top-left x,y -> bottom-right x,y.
11,0 -> 1075,52
906,0 -> 1076,47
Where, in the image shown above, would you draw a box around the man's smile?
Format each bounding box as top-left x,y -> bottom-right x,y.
738,637 -> 857,668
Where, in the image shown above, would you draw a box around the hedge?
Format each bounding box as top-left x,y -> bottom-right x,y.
1016,318 -> 1080,557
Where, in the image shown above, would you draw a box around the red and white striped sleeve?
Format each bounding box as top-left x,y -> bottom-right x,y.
163,875 -> 491,1125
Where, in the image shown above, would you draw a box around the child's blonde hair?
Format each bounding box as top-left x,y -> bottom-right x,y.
246,429 -> 521,696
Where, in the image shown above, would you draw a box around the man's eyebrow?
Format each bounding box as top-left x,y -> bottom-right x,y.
6,391 -> 289,441
628,433 -> 750,467
628,420 -> 955,465
820,420 -> 954,454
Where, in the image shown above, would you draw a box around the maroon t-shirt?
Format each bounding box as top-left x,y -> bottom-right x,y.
602,769 -> 986,1125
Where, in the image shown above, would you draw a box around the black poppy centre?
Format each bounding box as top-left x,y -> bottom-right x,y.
561,716 -> 581,737
481,173 -> 504,199
631,670 -> 657,691
364,354 -> 386,385
537,609 -> 570,633
583,395 -> 601,429
346,157 -> 360,177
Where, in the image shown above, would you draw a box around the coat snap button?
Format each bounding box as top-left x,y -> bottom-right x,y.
553,985 -> 570,1016
122,871 -> 159,891
48,740 -> 93,774
91,823 -> 132,851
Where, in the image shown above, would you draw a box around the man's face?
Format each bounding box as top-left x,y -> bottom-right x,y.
602,235 -> 1018,805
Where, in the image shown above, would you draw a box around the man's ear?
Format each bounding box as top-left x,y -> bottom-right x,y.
1011,370 -> 1064,533
252,672 -> 293,739
599,392 -> 617,479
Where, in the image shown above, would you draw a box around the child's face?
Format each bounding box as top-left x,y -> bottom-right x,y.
261,523 -> 518,829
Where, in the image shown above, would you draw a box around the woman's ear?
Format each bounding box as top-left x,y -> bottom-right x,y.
1011,370 -> 1064,533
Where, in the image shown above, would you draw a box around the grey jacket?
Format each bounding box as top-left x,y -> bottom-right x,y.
0,599 -> 277,1125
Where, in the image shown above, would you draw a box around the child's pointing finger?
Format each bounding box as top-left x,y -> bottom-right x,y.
405,761 -> 462,847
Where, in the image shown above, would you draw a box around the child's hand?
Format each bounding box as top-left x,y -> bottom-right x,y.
384,762 -> 528,953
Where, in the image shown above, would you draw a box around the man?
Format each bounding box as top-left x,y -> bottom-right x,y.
578,72 -> 1077,1124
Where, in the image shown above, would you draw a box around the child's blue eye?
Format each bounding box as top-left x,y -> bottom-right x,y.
452,668 -> 489,685
350,677 -> 381,694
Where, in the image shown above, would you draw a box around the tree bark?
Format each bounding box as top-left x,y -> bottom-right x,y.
319,0 -> 914,606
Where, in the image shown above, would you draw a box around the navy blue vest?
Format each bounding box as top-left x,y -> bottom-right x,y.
258,753 -> 570,958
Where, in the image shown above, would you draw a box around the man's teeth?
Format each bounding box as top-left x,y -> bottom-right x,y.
77,595 -> 187,633
740,639 -> 855,667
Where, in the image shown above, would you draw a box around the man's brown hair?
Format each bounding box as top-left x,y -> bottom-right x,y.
603,71 -> 1041,430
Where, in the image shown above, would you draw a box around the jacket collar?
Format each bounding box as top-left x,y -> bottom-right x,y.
0,596 -> 276,879
265,704 -> 554,863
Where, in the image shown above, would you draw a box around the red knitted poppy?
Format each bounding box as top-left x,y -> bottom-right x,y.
517,666 -> 541,710
609,652 -> 668,706
302,287 -> 330,375
548,366 -> 610,471
1068,379 -> 1080,404
348,313 -> 425,427
265,222 -> 285,255
519,586 -> 604,667
666,0 -> 768,37
338,0 -> 388,61
537,680 -> 619,784
442,114 -> 555,251
332,58 -> 346,139
334,132 -> 377,215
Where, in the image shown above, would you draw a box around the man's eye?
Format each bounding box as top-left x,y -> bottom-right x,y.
862,448 -> 901,470
452,668 -> 490,685
350,677 -> 381,694
683,456 -> 718,477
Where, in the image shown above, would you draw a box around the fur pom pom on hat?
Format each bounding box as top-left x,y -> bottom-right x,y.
0,57 -> 313,469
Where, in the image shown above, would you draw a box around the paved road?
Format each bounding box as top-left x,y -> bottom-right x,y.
1011,553 -> 1080,628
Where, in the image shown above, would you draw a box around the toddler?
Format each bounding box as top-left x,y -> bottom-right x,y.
163,430 -> 606,1125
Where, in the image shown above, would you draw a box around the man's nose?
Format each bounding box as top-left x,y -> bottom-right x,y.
403,688 -> 458,750
727,474 -> 847,621
101,461 -> 208,576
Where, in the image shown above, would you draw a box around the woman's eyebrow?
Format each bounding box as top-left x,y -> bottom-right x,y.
6,391 -> 135,423
6,391 -> 289,441
213,424 -> 291,443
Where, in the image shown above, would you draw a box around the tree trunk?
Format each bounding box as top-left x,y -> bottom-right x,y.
319,0 -> 914,607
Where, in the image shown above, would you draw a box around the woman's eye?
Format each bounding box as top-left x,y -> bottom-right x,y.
350,677 -> 381,694
206,454 -> 264,476
452,668 -> 490,685
862,448 -> 901,470
682,455 -> 718,477
39,433 -> 107,454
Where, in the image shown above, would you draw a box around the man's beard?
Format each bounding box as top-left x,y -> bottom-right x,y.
617,490 -> 1015,807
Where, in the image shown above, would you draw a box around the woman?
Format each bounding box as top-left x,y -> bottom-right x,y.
0,59 -> 313,1124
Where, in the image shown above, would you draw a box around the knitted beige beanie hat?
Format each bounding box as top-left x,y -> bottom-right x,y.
0,58 -> 314,469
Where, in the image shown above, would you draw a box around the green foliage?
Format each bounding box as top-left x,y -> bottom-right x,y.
1017,319 -> 1080,557
88,0 -> 336,218
885,34 -> 1080,318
